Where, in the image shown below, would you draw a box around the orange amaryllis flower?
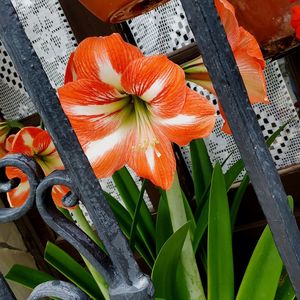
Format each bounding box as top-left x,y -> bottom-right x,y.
291,5 -> 300,40
6,127 -> 68,208
0,119 -> 22,158
58,33 -> 216,190
183,0 -> 268,134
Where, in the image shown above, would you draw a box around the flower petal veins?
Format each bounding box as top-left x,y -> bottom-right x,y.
121,55 -> 186,118
71,33 -> 143,90
59,34 -> 217,189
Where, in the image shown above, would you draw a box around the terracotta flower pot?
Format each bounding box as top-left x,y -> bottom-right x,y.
79,0 -> 170,23
229,0 -> 300,57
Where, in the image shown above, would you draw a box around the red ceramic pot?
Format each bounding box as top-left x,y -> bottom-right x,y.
79,0 -> 170,23
229,0 -> 300,56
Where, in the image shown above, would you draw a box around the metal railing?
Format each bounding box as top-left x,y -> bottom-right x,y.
0,0 -> 299,298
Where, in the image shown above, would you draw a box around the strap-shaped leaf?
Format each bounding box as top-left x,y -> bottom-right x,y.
152,222 -> 190,300
112,167 -> 155,256
236,196 -> 294,300
190,139 -> 213,208
44,242 -> 103,300
5,264 -> 55,290
208,163 -> 234,300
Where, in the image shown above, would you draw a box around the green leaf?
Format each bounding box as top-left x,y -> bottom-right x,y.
230,175 -> 250,228
164,173 -> 205,300
129,179 -> 148,248
156,194 -> 173,255
151,222 -> 190,300
236,226 -> 283,300
266,121 -> 290,147
224,160 -> 244,190
208,163 -> 234,300
275,270 -> 295,300
236,197 -> 294,300
181,190 -> 196,235
5,264 -> 55,290
193,199 -> 209,253
104,191 -> 154,267
229,121 -> 289,228
112,167 -> 155,255
190,139 -> 212,208
44,242 -> 104,300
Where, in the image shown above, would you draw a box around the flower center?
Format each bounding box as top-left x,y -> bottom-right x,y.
132,95 -> 159,153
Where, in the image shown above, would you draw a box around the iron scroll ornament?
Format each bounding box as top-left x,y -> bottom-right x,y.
35,170 -> 154,298
0,154 -> 43,223
0,0 -> 154,298
35,170 -> 119,287
27,280 -> 90,300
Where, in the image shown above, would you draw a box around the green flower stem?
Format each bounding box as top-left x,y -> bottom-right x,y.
71,206 -> 109,300
166,173 -> 206,300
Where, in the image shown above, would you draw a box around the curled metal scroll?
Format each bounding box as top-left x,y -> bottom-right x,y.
0,154 -> 43,223
27,280 -> 90,300
35,170 -> 118,286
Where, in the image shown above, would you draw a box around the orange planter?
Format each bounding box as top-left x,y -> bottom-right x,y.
229,0 -> 300,55
79,0 -> 170,23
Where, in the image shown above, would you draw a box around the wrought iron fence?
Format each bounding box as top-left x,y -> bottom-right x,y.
0,0 -> 300,299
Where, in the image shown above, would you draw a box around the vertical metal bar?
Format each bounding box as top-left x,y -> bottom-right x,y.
0,1 -> 153,298
180,0 -> 300,296
0,273 -> 16,300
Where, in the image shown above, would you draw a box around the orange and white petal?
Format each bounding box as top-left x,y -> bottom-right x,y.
58,79 -> 132,144
58,79 -> 126,110
73,33 -> 143,90
6,167 -> 29,208
235,49 -> 268,105
0,143 -> 7,158
128,129 -> 176,190
33,131 -> 56,156
83,123 -> 135,178
0,122 -> 10,144
235,27 -> 265,69
5,134 -> 15,152
121,55 -> 186,118
52,185 -> 75,209
11,127 -> 44,156
7,180 -> 30,208
157,88 -> 216,146
64,52 -> 77,84
215,0 -> 240,51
